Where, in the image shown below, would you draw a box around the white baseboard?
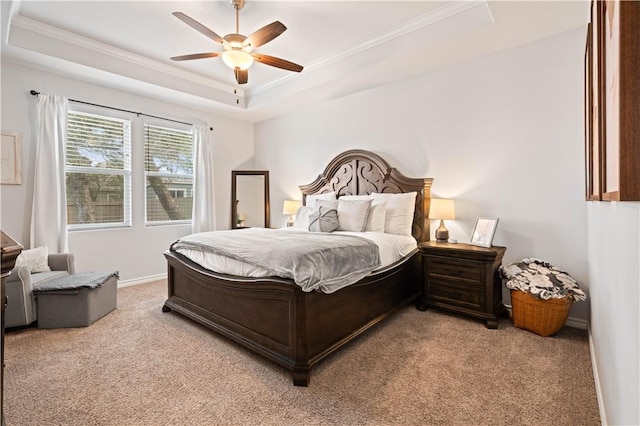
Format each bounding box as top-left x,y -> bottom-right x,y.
117,273 -> 167,288
589,325 -> 608,425
503,304 -> 588,330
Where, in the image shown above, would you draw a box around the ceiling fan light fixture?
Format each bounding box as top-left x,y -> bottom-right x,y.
172,1 -> 303,84
221,49 -> 254,70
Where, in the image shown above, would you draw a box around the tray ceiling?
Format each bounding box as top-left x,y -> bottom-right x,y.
1,1 -> 588,122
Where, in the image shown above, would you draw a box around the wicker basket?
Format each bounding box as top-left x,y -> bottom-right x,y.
510,290 -> 572,337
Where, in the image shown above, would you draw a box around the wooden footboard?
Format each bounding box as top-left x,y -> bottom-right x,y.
163,249 -> 421,386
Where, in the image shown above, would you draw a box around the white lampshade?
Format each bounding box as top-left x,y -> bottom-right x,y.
429,199 -> 456,220
430,198 -> 456,242
282,200 -> 301,215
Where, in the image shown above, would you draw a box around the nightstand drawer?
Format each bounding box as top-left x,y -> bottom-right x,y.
427,258 -> 483,282
427,279 -> 484,309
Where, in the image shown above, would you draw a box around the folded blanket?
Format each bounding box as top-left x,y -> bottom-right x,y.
34,271 -> 119,292
171,228 -> 380,294
499,259 -> 586,301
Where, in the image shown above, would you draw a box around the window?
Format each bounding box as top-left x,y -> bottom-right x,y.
144,123 -> 193,223
66,109 -> 132,229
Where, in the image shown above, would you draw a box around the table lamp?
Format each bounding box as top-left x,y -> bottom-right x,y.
429,198 -> 456,242
282,200 -> 301,227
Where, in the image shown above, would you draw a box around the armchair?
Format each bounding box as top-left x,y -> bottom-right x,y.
5,253 -> 75,328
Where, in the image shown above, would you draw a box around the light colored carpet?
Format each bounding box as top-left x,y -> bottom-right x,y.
5,280 -> 600,425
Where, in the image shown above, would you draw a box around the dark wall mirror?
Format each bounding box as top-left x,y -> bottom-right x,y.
231,170 -> 270,229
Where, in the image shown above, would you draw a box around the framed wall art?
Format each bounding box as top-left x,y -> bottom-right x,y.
584,21 -> 600,201
585,0 -> 640,201
1,131 -> 22,185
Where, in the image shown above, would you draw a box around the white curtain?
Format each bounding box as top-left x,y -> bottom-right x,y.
191,123 -> 216,233
31,94 -> 69,253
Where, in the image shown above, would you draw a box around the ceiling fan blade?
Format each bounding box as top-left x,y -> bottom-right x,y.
252,53 -> 303,73
243,21 -> 287,49
235,69 -> 248,85
172,12 -> 225,45
171,52 -> 221,61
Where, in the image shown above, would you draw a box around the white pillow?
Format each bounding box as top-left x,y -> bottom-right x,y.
306,191 -> 336,208
339,195 -> 370,201
338,195 -> 386,232
314,200 -> 339,210
365,200 -> 387,232
370,192 -> 417,236
337,199 -> 372,232
292,206 -> 312,229
15,246 -> 51,273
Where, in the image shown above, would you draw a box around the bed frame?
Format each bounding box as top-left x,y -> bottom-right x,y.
162,149 -> 433,386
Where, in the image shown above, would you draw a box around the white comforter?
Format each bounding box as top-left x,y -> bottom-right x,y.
173,228 -> 417,293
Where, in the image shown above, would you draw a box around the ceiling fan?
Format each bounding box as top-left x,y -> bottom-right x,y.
170,0 -> 303,85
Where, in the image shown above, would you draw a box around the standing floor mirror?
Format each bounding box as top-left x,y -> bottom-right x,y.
231,170 -> 270,229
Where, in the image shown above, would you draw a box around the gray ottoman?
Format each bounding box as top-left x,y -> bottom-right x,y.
34,272 -> 118,329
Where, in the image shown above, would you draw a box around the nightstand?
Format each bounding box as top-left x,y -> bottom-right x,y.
418,241 -> 507,329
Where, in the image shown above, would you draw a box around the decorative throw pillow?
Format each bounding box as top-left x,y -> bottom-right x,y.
337,199 -> 372,232
308,205 -> 339,233
15,246 -> 51,273
306,191 -> 336,208
370,192 -> 417,236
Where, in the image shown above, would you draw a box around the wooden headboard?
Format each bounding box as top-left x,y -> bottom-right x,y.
299,149 -> 433,242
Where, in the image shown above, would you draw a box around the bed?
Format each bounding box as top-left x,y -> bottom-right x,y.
162,149 -> 434,385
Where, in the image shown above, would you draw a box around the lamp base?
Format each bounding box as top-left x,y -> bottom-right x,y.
435,219 -> 449,242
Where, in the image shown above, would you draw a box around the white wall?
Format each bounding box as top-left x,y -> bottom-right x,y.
255,27 -> 590,323
255,24 -> 640,423
0,61 -> 254,282
588,202 -> 639,425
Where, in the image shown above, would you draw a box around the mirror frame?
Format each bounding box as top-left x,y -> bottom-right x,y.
231,170 -> 270,229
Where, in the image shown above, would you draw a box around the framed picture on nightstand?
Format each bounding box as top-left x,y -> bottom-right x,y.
470,217 -> 499,248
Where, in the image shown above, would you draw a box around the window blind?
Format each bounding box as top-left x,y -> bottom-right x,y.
144,123 -> 194,223
66,111 -> 132,228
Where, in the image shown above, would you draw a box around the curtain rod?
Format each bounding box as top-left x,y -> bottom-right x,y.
29,90 -> 212,130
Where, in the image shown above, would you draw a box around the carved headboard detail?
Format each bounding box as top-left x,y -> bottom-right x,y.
299,149 -> 433,242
